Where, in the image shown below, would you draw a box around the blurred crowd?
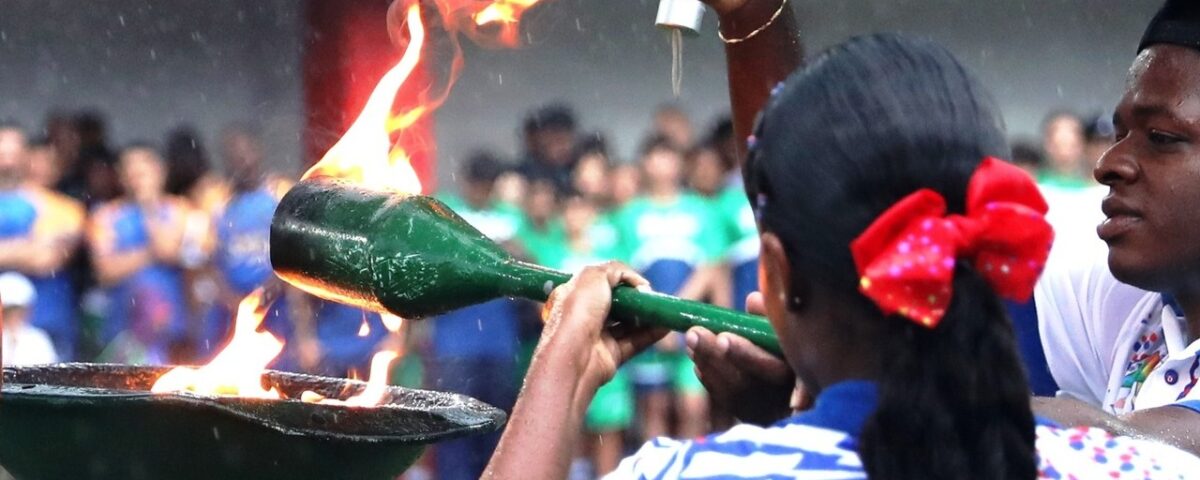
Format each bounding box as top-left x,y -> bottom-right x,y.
0,102 -> 1110,479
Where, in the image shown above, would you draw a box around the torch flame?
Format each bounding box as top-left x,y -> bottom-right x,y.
302,4 -> 427,194
472,0 -> 542,47
153,0 -> 545,405
152,290 -> 283,398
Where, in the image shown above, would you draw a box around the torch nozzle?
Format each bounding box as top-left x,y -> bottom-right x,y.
656,0 -> 706,34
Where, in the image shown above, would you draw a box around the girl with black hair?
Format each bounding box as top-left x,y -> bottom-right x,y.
483,32 -> 1200,480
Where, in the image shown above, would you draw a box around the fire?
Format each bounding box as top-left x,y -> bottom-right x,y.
152,290 -> 283,398
471,0 -> 542,47
153,0 -> 544,404
301,4 -> 427,194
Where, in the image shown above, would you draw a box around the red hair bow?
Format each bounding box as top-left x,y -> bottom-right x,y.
850,157 -> 1053,328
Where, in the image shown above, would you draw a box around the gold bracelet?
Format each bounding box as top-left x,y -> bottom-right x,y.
718,0 -> 788,44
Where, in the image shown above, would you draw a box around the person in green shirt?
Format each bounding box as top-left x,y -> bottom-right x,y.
534,194 -> 632,477
430,151 -> 527,479
613,136 -> 721,442
1037,111 -> 1092,190
515,176 -> 565,261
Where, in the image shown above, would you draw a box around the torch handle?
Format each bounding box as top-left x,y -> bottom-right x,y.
505,261 -> 782,355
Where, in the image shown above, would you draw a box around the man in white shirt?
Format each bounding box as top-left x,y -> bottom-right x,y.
689,0 -> 1200,456
1016,0 -> 1200,453
1,271 -> 58,366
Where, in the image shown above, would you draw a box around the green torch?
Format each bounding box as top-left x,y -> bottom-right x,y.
270,179 -> 781,355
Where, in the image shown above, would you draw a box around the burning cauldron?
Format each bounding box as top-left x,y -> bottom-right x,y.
0,364 -> 505,480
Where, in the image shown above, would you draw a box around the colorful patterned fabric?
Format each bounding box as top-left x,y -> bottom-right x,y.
605,381 -> 1200,479
1032,252 -> 1200,414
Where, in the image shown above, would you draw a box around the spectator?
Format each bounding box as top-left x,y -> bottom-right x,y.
26,138 -> 63,191
42,111 -> 84,201
570,133 -> 612,206
1083,111 -> 1116,165
430,151 -> 526,479
1040,110 -> 1090,189
0,123 -> 85,360
199,125 -> 310,370
0,272 -> 58,365
515,176 -> 563,260
705,116 -> 739,184
553,194 -> 631,477
1010,139 -> 1045,175
609,162 -> 641,209
684,144 -> 726,198
612,136 -> 720,441
653,104 -> 694,151
517,103 -> 578,193
76,111 -> 123,204
164,126 -> 229,217
89,144 -> 190,364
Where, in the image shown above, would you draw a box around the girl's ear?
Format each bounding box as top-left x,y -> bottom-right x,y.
759,232 -> 803,317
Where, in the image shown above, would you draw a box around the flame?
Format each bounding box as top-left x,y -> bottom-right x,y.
152,290 -> 283,398
341,351 -> 401,406
357,318 -> 371,337
382,314 -> 404,332
471,0 -> 542,47
152,0 -> 543,405
302,4 -> 427,194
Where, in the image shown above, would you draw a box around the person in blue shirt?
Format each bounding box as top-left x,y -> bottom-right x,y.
484,32 -> 1200,480
88,144 -> 191,364
199,126 -> 320,371
0,123 -> 86,361
431,151 -> 527,480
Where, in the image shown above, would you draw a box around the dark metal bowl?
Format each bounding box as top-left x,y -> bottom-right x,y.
0,363 -> 505,480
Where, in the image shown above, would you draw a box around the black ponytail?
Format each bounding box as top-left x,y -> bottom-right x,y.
858,266 -> 1035,480
745,33 -> 1036,480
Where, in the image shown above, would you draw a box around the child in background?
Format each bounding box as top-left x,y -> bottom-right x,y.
613,136 -> 721,441
556,195 -> 633,478
1,272 -> 58,366
0,125 -> 86,361
89,145 -> 191,364
570,134 -> 613,207
431,150 -> 526,480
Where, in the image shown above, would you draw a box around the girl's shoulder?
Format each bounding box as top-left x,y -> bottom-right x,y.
605,422 -> 865,479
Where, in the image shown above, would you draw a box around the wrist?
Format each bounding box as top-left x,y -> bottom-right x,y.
717,0 -> 785,41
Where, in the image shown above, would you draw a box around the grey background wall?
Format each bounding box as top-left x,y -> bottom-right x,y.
0,0 -> 1160,188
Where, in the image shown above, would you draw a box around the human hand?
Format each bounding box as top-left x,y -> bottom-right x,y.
699,0 -> 751,16
539,262 -> 668,392
686,291 -> 799,425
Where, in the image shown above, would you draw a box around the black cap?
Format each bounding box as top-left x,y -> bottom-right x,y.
1139,0 -> 1200,53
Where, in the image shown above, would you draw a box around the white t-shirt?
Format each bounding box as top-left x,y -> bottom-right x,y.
2,323 -> 59,366
1030,182 -> 1200,413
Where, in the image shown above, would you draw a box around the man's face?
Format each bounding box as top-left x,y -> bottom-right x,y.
1098,45 -> 1200,292
0,129 -> 28,187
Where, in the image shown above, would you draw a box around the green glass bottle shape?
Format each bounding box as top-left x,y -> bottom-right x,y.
271,180 -> 781,355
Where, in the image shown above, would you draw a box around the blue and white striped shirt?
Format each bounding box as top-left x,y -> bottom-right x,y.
606,381 -> 1200,479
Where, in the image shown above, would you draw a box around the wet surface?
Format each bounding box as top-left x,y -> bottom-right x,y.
0,363 -> 506,480
2,363 -> 505,441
